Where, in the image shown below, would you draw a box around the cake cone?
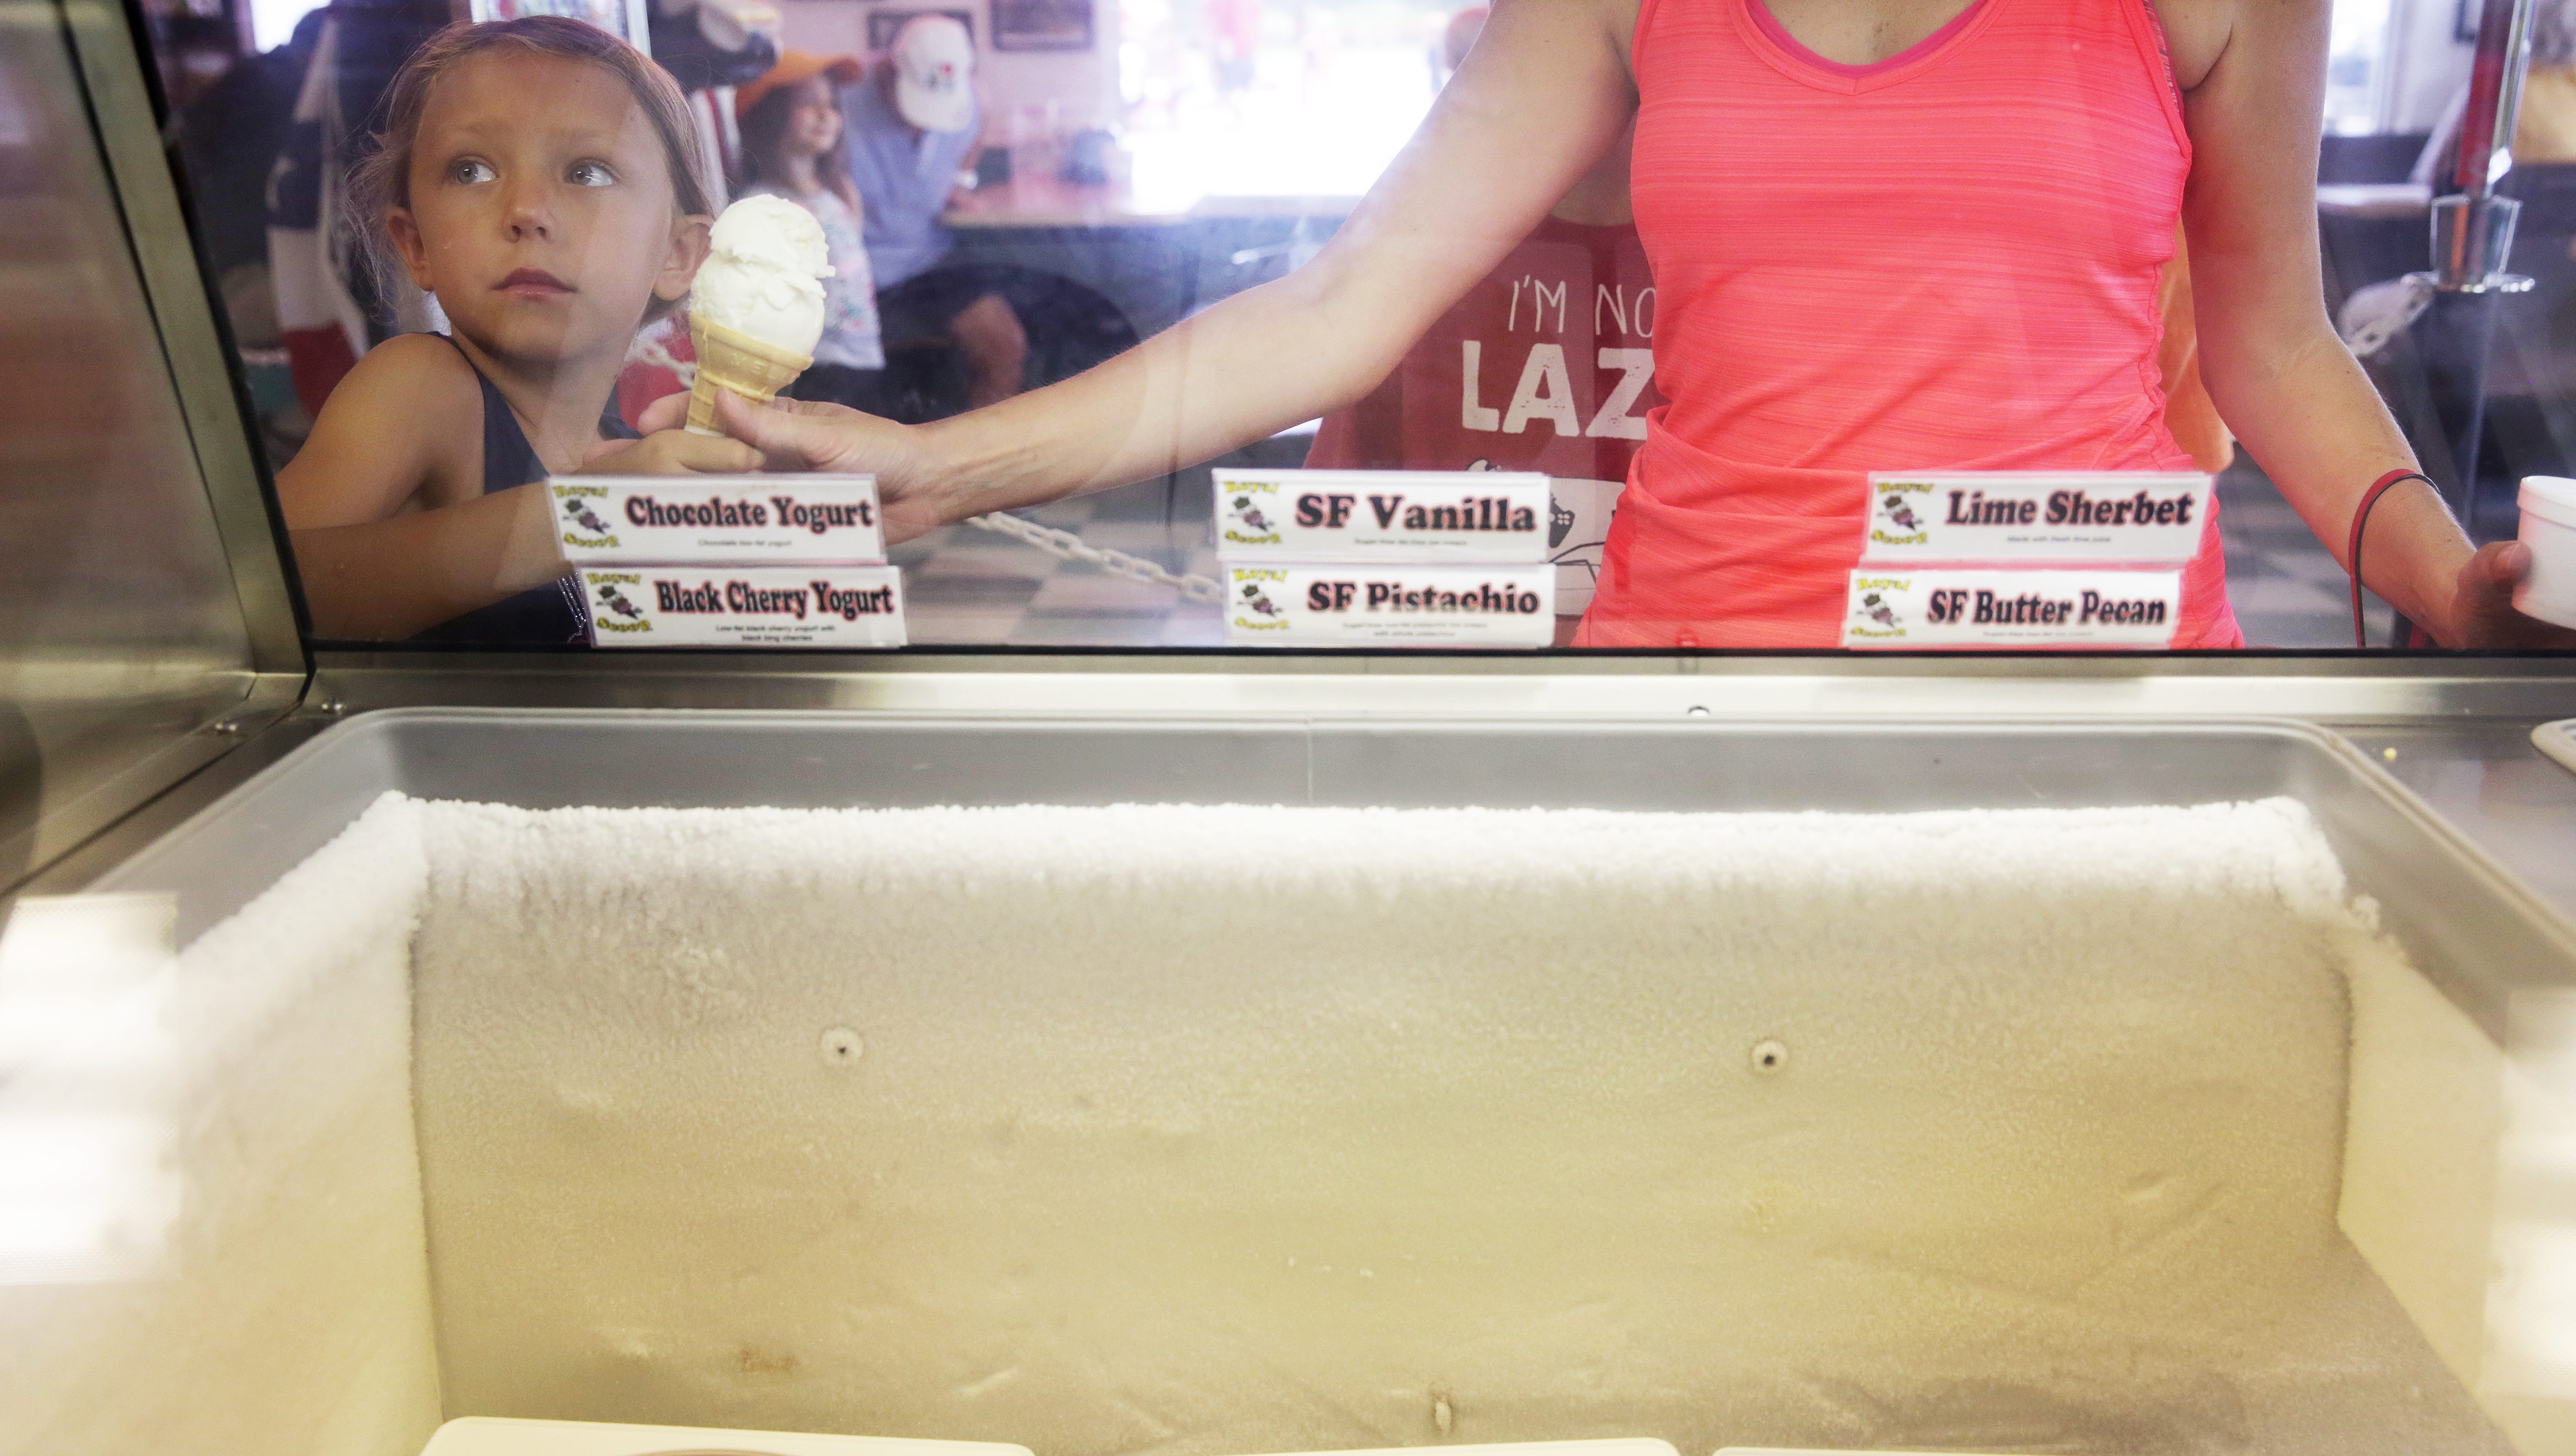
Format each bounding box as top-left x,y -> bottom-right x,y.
686,317 -> 812,436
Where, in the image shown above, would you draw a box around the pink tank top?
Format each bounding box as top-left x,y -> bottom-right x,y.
1580,0 -> 2242,649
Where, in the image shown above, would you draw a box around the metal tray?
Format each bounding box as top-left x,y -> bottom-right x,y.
87,708 -> 2576,1037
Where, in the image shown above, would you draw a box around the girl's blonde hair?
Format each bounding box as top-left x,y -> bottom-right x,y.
347,16 -> 711,322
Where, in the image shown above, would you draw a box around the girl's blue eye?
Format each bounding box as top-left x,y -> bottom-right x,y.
450,158 -> 496,185
568,160 -> 616,187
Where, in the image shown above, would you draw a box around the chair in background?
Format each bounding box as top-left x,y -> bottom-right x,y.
2319,131 -> 2432,185
875,270 -> 1141,425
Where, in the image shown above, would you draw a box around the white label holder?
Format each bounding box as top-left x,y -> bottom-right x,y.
1215,468 -> 1552,562
552,475 -> 885,564
1842,567 -> 2183,649
1860,471 -> 2211,566
420,1417 -> 1035,1456
578,565 -> 906,648
1225,562 -> 1553,646
1256,1441 -> 1675,1456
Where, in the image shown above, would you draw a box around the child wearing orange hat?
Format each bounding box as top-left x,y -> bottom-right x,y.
732,50 -> 885,412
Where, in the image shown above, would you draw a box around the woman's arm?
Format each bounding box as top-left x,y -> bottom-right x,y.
2182,0 -> 2570,646
709,0 -> 1642,535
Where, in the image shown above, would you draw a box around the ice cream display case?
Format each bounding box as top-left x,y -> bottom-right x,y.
24,1 -> 2576,1456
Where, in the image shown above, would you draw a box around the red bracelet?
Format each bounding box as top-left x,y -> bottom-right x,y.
2350,469 -> 2434,648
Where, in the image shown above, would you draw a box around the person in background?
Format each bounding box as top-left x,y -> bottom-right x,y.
840,15 -> 1027,409
733,51 -> 887,414
1431,5 -> 1482,86
265,0 -> 456,421
1209,0 -> 1262,106
2416,0 -> 2576,187
1307,6 -> 2216,638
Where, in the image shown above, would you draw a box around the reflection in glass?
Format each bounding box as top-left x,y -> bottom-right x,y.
122,0 -> 2576,652
0,0 -> 258,871
0,895 -> 177,1286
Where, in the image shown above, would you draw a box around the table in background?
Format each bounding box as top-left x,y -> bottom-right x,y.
940,178 -> 1356,343
2317,182 -> 2432,317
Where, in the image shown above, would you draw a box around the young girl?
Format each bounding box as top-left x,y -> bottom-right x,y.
277,16 -> 756,643
731,52 -> 886,414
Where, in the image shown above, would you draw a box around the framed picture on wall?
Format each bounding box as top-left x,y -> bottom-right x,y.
471,0 -> 653,52
991,0 -> 1093,51
868,7 -> 976,49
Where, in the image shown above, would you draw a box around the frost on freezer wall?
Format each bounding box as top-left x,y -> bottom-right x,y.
398,797 -> 2496,1456
2339,921 -> 2507,1392
0,795 -> 441,1456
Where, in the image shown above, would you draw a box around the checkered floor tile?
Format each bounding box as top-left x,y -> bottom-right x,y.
2217,459 -> 2386,648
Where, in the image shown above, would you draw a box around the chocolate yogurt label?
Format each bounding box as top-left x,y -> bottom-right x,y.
552,474 -> 885,563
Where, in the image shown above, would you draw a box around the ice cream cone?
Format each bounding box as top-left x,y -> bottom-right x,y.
686,317 -> 812,436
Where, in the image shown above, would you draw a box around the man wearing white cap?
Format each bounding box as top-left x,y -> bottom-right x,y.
841,14 -> 1026,410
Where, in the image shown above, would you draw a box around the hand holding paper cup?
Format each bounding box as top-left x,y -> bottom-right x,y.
686,196 -> 833,436
2515,476 -> 2576,630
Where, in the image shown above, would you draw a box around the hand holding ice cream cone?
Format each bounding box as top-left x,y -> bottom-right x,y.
686,195 -> 834,436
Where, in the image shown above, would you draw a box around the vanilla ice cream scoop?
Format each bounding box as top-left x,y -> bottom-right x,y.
684,196 -> 836,434
689,194 -> 833,358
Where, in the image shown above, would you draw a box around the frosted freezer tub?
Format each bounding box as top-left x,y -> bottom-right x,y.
28,712 -> 2576,1456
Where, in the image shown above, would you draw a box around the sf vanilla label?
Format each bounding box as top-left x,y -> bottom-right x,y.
580,566 -> 906,648
1859,471 -> 2211,566
1215,468 -> 1551,562
551,474 -> 885,564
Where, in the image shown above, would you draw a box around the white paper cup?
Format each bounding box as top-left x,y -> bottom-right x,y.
2515,475 -> 2576,629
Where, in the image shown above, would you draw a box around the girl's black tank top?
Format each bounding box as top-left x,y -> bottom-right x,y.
408,335 -> 639,645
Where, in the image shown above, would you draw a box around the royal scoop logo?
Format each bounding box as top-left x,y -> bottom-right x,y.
1236,579 -> 1288,618
589,580 -> 652,633
558,493 -> 617,545
1869,489 -> 1928,547
1848,585 -> 1907,638
1224,493 -> 1281,546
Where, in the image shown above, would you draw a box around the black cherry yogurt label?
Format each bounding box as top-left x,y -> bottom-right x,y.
580,566 -> 905,648
1216,469 -> 1551,562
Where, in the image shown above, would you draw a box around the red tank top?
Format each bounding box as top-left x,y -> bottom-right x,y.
1580,0 -> 2242,649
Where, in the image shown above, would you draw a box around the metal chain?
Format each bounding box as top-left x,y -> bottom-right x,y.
613,336 -> 1214,605
966,510 -> 1224,602
629,323 -> 698,387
